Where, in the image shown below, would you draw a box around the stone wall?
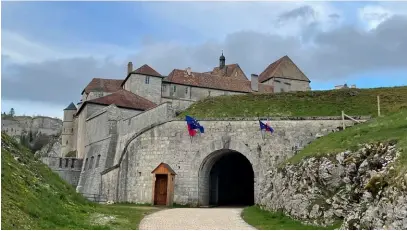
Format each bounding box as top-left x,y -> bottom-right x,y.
162,82 -> 245,101
76,104 -> 154,196
41,156 -> 83,187
160,83 -> 246,111
75,103 -> 106,159
123,73 -> 162,104
263,77 -> 310,93
101,118 -> 357,205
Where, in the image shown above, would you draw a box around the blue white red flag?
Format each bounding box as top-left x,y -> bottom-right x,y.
259,120 -> 274,134
186,116 -> 204,136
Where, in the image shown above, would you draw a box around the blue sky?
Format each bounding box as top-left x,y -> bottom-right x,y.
1,1 -> 407,118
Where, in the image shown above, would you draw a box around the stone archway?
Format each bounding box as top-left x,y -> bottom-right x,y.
197,140 -> 258,206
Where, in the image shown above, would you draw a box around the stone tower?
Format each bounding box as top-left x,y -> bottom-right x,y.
61,102 -> 77,157
219,51 -> 225,69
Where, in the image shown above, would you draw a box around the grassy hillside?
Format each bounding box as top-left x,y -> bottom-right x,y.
1,132 -> 158,229
180,86 -> 407,118
284,109 -> 407,183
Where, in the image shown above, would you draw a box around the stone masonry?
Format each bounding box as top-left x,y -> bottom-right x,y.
72,101 -> 363,205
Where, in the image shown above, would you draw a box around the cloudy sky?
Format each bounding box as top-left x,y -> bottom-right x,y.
1,1 -> 407,119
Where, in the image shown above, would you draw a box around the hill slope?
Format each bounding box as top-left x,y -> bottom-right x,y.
1,132 -> 95,229
258,110 -> 407,229
180,86 -> 407,118
1,132 -> 157,229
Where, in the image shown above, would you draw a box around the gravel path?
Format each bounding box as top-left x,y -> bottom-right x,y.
139,207 -> 256,230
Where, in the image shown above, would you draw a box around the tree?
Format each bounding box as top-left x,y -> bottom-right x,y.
9,108 -> 15,117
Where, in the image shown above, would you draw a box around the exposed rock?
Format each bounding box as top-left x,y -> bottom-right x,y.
258,142 -> 407,230
35,136 -> 62,157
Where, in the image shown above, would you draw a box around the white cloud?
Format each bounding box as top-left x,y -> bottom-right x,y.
359,5 -> 394,30
141,2 -> 342,39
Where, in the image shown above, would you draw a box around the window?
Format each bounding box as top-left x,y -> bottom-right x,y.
89,156 -> 94,169
71,128 -> 73,133
208,90 -> 211,96
185,87 -> 188,94
145,76 -> 150,84
85,158 -> 89,170
65,159 -> 69,168
71,159 -> 75,168
173,85 -> 176,92
66,140 -> 68,145
96,155 -> 101,168
281,88 -> 285,92
162,85 -> 167,92
59,158 -> 63,168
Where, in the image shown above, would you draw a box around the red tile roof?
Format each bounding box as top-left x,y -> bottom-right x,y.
82,78 -> 123,94
259,56 -> 310,83
165,69 -> 273,93
210,64 -> 248,80
76,89 -> 157,115
133,64 -> 162,77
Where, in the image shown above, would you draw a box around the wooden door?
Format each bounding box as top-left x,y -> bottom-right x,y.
154,174 -> 168,205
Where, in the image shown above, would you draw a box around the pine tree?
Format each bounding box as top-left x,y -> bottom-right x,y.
9,108 -> 15,117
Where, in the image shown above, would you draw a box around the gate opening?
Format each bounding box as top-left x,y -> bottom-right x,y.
208,151 -> 254,206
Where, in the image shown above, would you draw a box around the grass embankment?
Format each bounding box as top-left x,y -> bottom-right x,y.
1,132 -> 158,229
180,86 -> 407,118
242,206 -> 341,230
284,110 -> 407,179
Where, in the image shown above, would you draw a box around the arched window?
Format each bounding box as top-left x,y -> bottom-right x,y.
89,156 -> 94,169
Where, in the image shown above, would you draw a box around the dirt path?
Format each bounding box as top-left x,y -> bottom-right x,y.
139,207 -> 255,230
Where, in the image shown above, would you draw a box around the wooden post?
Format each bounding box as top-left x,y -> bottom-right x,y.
377,95 -> 381,117
342,110 -> 345,130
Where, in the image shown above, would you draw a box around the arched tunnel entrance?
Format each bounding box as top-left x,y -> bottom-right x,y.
199,149 -> 254,207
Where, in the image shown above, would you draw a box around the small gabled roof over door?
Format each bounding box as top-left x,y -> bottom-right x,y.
151,162 -> 177,175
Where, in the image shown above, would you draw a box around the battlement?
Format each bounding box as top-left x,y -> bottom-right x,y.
41,157 -> 83,187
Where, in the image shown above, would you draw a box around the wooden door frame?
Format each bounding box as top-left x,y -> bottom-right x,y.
151,163 -> 176,206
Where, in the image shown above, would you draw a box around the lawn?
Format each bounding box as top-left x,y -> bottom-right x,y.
179,86 -> 407,119
241,206 -> 341,230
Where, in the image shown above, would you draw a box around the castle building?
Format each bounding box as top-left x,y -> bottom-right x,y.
61,54 -> 311,158
54,53 -> 313,204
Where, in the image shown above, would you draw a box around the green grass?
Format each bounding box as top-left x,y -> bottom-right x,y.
242,206 -> 341,230
180,86 -> 407,118
284,109 -> 407,184
1,132 -> 159,229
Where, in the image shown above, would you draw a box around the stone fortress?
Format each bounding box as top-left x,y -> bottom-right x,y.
44,53 -> 360,206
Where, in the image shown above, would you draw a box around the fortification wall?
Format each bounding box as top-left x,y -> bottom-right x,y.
41,157 -> 83,187
101,117 -> 359,204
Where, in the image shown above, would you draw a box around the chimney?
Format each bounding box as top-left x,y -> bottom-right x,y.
127,62 -> 133,75
186,67 -> 192,76
251,74 -> 259,92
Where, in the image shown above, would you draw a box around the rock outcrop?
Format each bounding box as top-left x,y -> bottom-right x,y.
1,115 -> 62,139
35,136 -> 62,158
258,142 -> 407,229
